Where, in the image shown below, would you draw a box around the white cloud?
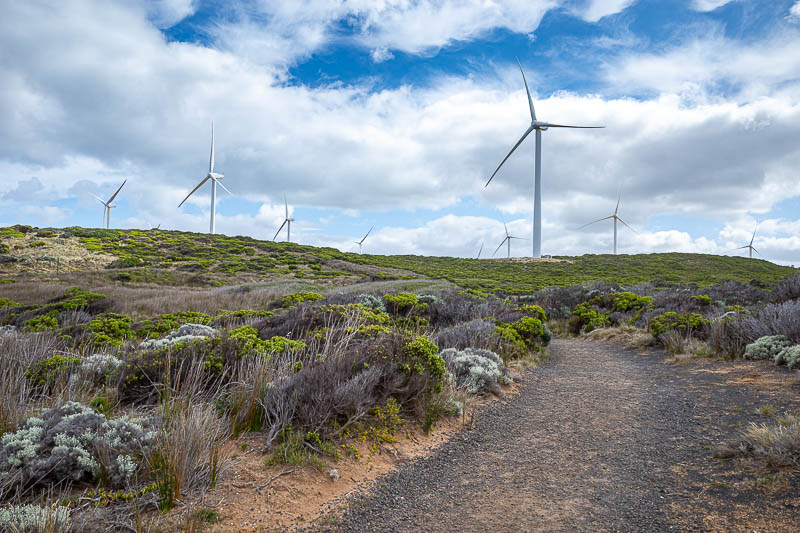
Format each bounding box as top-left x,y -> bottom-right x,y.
579,0 -> 637,22
691,0 -> 735,12
789,1 -> 800,23
138,0 -> 197,29
370,47 -> 394,63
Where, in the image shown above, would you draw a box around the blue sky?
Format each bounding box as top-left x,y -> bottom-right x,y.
2,0 -> 800,264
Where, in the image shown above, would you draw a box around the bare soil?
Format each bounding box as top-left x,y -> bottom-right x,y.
319,338 -> 800,532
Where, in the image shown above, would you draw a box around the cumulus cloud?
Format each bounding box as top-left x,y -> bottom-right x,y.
578,0 -> 637,22
2,0 -> 800,262
370,47 -> 394,63
138,0 -> 197,28
789,1 -> 800,23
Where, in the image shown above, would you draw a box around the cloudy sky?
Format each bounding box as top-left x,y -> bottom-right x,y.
2,1 -> 800,264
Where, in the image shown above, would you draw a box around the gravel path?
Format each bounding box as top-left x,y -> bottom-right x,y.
323,338 -> 800,532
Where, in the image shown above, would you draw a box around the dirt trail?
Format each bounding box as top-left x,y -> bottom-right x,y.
323,338 -> 800,532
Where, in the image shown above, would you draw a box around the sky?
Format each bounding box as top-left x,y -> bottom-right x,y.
2,0 -> 800,264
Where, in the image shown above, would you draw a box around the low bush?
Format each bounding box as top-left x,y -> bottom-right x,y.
0,503 -> 71,532
743,335 -> 793,362
770,274 -> 800,303
88,313 -> 134,347
279,292 -> 324,308
736,301 -> 800,344
440,348 -> 511,396
648,312 -> 709,338
0,401 -> 157,495
737,415 -> 800,468
775,345 -> 800,369
25,355 -> 81,389
384,293 -> 427,316
435,319 -> 498,352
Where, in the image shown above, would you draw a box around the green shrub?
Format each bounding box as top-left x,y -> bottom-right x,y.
29,240 -> 47,248
744,335 -> 793,362
24,312 -> 59,332
88,313 -> 134,347
691,295 -> 713,306
384,293 -> 428,315
402,335 -> 445,383
648,312 -> 709,338
280,292 -> 324,308
107,256 -> 141,268
25,355 -> 82,387
571,301 -> 610,333
229,325 -> 306,358
0,297 -> 20,308
517,304 -> 547,321
36,230 -> 57,238
135,311 -> 212,339
0,243 -> 8,254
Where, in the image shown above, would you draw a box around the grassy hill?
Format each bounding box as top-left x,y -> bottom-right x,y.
0,225 -> 796,293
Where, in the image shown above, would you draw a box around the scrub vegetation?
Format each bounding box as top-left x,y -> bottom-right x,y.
0,225 -> 797,530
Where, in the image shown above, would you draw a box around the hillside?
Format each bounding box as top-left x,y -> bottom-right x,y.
0,225 -> 796,293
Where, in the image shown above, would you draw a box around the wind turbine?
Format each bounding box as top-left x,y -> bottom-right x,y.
355,226 -> 373,254
485,57 -> 604,258
90,179 -> 126,229
725,223 -> 760,258
273,195 -> 295,242
493,219 -> 524,259
178,122 -> 231,234
577,192 -> 637,255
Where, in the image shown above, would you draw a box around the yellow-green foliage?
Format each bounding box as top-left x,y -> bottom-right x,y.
611,292 -> 652,313
25,355 -> 82,387
355,324 -> 393,338
135,311 -> 211,338
229,325 -> 306,358
280,292 -> 324,308
318,303 -> 392,325
572,301 -> 610,332
88,313 -> 134,347
56,287 -> 107,310
0,228 -> 25,238
517,304 -> 546,321
495,316 -> 551,359
648,312 -> 710,337
24,312 -> 59,332
691,294 -> 712,306
384,293 -> 428,315
360,398 -> 402,456
401,335 -> 444,386
0,297 -> 21,308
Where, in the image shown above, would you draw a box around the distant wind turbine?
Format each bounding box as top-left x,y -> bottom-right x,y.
725,223 -> 760,258
273,195 -> 295,242
493,219 -> 524,259
485,57 -> 604,258
476,242 -> 484,259
90,179 -> 126,229
577,192 -> 637,255
178,122 -> 231,234
355,226 -> 373,254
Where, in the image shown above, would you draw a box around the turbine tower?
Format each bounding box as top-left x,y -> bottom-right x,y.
273,195 -> 295,242
577,192 -> 637,255
485,57 -> 604,258
90,179 -> 126,229
725,223 -> 760,259
355,226 -> 373,254
178,122 -> 231,234
493,219 -> 524,259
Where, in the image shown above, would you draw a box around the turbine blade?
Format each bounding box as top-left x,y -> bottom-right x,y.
576,215 -> 614,230
751,246 -> 760,256
360,226 -> 373,243
477,242 -> 484,259
615,191 -> 621,215
107,179 -> 127,203
178,176 -> 210,207
216,179 -> 233,196
209,121 -> 215,173
515,56 -> 536,121
537,123 -> 604,129
484,125 -> 535,187
503,220 -> 509,236
493,238 -> 508,257
616,217 -> 638,234
284,193 -> 288,220
750,223 -> 758,246
272,219 -> 288,241
723,246 -> 749,254
90,193 -> 106,205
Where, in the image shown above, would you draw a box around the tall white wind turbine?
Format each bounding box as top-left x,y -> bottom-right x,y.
273,195 -> 295,242
493,219 -> 524,259
90,179 -> 127,229
178,123 -> 231,234
485,57 -> 604,258
355,226 -> 373,254
725,223 -> 760,259
577,192 -> 637,255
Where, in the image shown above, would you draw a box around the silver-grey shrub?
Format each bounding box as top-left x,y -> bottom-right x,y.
743,335 -> 793,361
0,503 -> 71,532
357,294 -> 386,313
435,320 -> 498,352
0,401 -> 157,496
139,322 -> 217,351
440,348 -> 511,396
775,345 -> 800,369
738,301 -> 800,344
